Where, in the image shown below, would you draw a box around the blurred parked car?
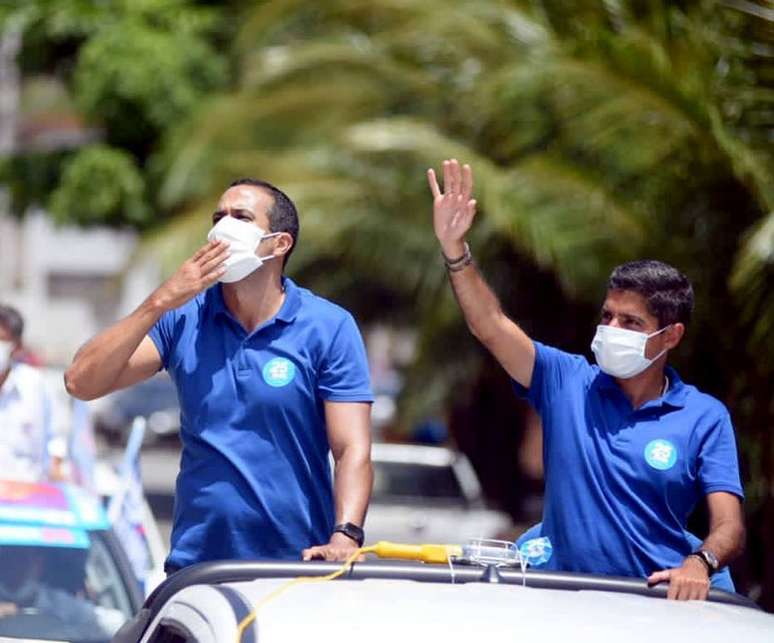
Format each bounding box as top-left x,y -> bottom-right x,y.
93,374 -> 180,445
114,557 -> 774,643
0,479 -> 144,642
365,443 -> 512,544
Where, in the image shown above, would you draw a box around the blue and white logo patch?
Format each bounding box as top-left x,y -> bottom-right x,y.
644,439 -> 678,471
519,536 -> 553,566
262,357 -> 296,388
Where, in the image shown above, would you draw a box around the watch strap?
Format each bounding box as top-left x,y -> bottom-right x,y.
333,522 -> 364,547
689,549 -> 718,575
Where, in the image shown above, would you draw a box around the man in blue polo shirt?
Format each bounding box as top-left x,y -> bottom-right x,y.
427,159 -> 745,600
65,178 -> 373,568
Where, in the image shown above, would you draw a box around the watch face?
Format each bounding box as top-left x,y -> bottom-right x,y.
704,550 -> 719,570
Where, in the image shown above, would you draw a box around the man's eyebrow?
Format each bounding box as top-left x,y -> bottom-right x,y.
231,208 -> 255,218
212,209 -> 226,219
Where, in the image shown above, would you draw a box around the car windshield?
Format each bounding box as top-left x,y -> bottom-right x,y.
0,533 -> 133,642
372,461 -> 466,505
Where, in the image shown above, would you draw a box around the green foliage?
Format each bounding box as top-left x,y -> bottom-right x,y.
1,0 -> 230,225
49,144 -> 149,225
72,6 -> 228,150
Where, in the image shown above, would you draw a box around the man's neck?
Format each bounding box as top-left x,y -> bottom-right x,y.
222,267 -> 286,334
616,360 -> 668,410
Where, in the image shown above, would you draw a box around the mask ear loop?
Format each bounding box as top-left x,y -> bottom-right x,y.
256,232 -> 283,263
645,324 -> 673,364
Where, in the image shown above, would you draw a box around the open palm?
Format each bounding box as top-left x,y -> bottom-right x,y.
427,159 -> 477,257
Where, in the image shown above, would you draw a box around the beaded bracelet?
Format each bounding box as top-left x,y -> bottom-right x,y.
443,243 -> 473,272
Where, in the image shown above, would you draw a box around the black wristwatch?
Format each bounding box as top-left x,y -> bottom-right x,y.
333,522 -> 365,547
690,549 -> 719,575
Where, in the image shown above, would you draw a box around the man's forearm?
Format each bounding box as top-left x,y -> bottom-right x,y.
699,520 -> 746,569
64,296 -> 163,400
332,448 -> 373,528
447,260 -> 506,345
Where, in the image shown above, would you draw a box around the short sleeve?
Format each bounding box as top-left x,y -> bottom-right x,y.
148,310 -> 176,371
696,412 -> 744,500
511,341 -> 592,414
317,313 -> 373,402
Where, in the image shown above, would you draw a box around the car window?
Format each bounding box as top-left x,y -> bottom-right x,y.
372,461 -> 466,505
85,532 -> 135,617
0,537 -> 132,642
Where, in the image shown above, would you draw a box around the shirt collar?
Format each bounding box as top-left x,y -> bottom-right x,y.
594,365 -> 687,409
210,276 -> 300,325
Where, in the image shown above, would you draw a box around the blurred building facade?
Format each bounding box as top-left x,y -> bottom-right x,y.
0,206 -> 138,365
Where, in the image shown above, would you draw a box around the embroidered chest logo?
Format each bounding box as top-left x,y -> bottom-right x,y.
644,439 -> 678,471
262,357 -> 296,388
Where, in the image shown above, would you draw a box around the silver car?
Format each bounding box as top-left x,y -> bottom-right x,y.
365,443 -> 512,544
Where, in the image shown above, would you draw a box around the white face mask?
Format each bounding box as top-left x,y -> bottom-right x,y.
206,216 -> 280,283
591,324 -> 670,379
0,340 -> 13,372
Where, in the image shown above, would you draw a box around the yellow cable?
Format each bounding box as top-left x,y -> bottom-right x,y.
235,545 -> 377,642
234,541 -> 461,642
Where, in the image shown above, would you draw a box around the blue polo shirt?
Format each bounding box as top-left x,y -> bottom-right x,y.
148,278 -> 373,568
513,341 -> 743,578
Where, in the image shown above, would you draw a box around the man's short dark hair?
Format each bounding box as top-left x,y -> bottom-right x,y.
607,260 -> 694,327
229,178 -> 299,267
0,304 -> 24,342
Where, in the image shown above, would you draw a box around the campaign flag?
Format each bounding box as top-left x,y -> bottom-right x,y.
108,417 -> 152,587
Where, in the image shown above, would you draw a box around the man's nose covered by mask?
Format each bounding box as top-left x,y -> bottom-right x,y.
207,216 -> 280,283
591,324 -> 671,379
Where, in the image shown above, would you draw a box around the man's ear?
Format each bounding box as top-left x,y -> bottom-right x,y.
274,232 -> 294,259
665,323 -> 685,350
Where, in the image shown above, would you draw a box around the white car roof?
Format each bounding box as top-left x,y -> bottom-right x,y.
132,560 -> 774,643
156,576 -> 774,643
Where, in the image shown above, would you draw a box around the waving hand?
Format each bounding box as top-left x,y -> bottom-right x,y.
427,159 -> 477,258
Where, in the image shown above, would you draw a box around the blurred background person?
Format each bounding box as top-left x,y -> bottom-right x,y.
0,304 -> 57,482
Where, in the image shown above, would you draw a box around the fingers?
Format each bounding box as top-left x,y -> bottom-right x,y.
427,169 -> 441,198
192,240 -> 221,262
200,264 -> 227,289
651,568 -> 710,601
199,243 -> 230,275
462,163 -> 473,199
449,159 -> 461,195
196,240 -> 228,266
435,159 -> 472,198
301,545 -> 360,562
667,577 -> 679,600
647,570 -> 670,585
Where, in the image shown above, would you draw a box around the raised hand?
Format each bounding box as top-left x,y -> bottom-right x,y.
151,240 -> 229,312
427,159 -> 477,259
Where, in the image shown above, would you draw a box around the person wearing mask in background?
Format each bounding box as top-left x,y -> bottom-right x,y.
65,179 -> 373,571
427,159 -> 745,601
0,305 -> 56,482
